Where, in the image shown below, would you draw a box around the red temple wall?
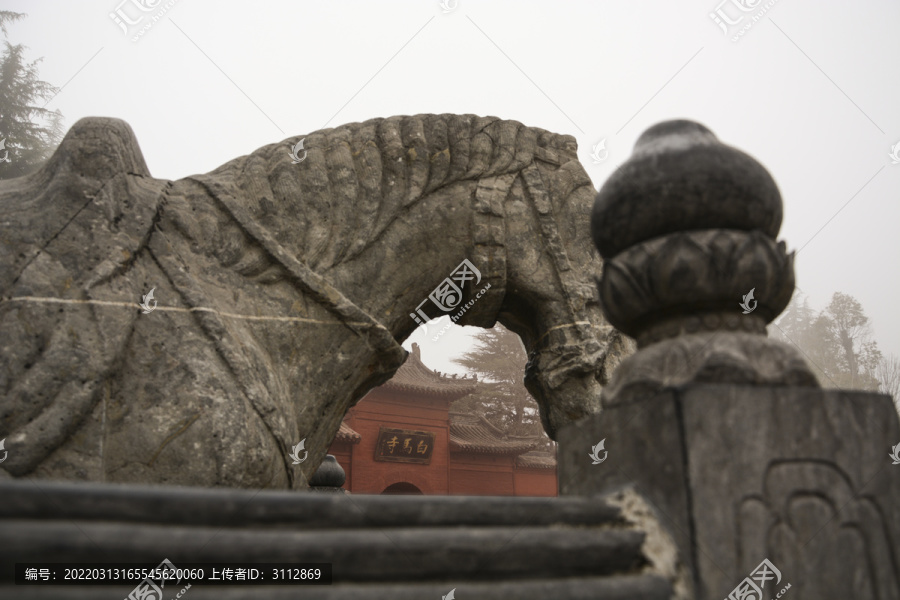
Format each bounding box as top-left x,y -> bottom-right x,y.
449,452 -> 515,495
327,386 -> 558,497
513,469 -> 557,497
341,388 -> 450,495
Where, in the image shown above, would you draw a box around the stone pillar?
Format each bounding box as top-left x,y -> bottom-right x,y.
559,120 -> 900,599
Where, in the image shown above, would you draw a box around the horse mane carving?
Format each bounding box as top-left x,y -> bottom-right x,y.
181,114 -> 576,273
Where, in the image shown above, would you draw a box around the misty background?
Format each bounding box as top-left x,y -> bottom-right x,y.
3,0 -> 898,379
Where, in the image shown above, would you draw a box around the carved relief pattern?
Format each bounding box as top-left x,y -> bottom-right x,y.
738,461 -> 899,599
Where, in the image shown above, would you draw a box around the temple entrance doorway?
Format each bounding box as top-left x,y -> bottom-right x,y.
381,482 -> 424,495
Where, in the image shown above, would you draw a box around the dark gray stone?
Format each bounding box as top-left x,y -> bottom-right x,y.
308,454 -> 347,492
0,479 -> 622,528
1,522 -> 645,580
559,385 -> 900,599
591,120 -> 783,258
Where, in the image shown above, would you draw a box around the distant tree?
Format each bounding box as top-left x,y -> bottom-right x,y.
821,292 -> 882,390
450,324 -> 549,444
875,354 -> 900,416
771,292 -> 818,350
0,11 -> 64,180
771,292 -> 825,379
771,291 -> 882,391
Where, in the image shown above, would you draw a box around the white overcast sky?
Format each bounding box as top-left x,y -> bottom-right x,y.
5,0 -> 898,375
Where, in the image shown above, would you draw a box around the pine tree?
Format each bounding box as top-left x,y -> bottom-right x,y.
450,324 -> 548,444
0,11 -> 64,180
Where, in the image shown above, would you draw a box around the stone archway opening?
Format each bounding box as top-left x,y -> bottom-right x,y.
381,482 -> 424,495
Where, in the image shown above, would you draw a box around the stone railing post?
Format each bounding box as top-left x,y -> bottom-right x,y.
559,120 -> 900,599
308,454 -> 347,493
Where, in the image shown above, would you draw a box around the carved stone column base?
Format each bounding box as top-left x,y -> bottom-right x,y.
601,332 -> 819,406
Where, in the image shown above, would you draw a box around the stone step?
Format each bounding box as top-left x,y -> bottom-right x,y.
0,479 -> 621,528
0,480 -> 673,599
2,521 -> 646,581
0,575 -> 672,600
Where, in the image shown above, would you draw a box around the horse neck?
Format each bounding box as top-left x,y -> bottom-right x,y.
331,177 -> 491,344
220,114 -> 584,349
495,159 -> 605,354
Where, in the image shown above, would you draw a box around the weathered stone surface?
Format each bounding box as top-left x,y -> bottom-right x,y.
0,479 -> 672,599
2,522 -> 645,579
0,114 -> 633,487
0,479 -> 623,527
598,229 -> 795,339
559,385 -> 900,599
601,331 -> 820,405
591,120 -> 782,258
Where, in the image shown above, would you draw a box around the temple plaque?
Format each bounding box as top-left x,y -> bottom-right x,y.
374,427 -> 435,464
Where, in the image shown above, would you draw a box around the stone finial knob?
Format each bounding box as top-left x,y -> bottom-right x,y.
592,120 -> 818,402
309,454 -> 347,492
591,120 -> 783,258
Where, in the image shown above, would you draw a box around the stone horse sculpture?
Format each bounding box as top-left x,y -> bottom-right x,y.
0,114 -> 631,489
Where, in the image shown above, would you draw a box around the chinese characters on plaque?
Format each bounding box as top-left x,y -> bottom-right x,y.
374,428 -> 435,465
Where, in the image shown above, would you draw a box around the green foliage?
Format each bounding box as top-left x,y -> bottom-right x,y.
0,11 -> 64,180
450,324 -> 549,445
771,291 -> 882,391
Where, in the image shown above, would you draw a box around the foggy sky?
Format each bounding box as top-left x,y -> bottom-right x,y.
6,0 -> 898,375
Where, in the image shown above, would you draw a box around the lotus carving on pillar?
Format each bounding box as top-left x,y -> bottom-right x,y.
600,229 -> 795,346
